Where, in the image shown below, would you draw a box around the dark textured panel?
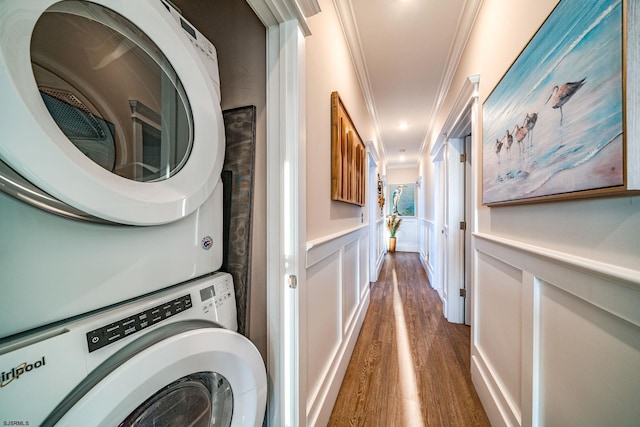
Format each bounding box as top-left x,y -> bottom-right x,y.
222,106 -> 256,337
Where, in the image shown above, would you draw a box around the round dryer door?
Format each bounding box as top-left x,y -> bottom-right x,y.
0,0 -> 224,225
42,323 -> 267,427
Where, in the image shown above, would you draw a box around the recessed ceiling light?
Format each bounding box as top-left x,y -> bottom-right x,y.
399,122 -> 408,130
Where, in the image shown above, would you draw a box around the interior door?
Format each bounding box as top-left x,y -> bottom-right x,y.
464,135 -> 472,325
368,151 -> 379,281
445,138 -> 465,324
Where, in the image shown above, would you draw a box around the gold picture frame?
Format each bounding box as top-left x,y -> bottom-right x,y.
481,0 -> 640,206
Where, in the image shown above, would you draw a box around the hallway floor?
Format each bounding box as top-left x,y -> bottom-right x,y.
328,252 -> 490,426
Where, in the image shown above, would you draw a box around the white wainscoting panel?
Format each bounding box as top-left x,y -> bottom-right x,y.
475,251 -> 523,425
538,278 -> 640,426
472,233 -> 640,427
419,219 -> 437,291
342,240 -> 359,334
376,219 -> 385,276
306,251 -> 342,412
359,235 -> 370,297
394,217 -> 418,252
305,225 -> 371,426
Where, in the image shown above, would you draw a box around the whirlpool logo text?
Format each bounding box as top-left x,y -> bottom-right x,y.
0,357 -> 46,388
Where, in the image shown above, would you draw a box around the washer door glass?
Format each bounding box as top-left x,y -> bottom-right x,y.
119,372 -> 233,427
30,0 -> 192,182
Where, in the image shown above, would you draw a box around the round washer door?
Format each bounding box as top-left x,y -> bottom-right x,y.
44,324 -> 267,427
0,0 -> 224,225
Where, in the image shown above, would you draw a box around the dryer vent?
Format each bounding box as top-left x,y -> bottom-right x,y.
39,87 -> 106,140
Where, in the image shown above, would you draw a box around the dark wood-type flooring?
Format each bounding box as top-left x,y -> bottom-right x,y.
328,252 -> 491,427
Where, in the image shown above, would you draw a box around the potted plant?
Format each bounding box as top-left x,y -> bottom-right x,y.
386,214 -> 402,253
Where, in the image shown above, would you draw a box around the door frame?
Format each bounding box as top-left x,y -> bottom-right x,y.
241,5 -> 308,423
264,20 -> 307,427
431,75 -> 479,324
367,143 -> 380,282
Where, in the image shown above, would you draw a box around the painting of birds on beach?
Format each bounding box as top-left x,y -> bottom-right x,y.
482,0 -> 623,205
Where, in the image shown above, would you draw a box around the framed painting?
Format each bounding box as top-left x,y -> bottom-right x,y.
388,183 -> 415,217
331,92 -> 366,206
482,0 -> 627,205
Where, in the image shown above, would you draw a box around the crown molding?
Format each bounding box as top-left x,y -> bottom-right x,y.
430,74 -> 480,158
246,0 -> 320,36
420,0 -> 483,159
297,0 -> 321,17
333,0 -> 386,164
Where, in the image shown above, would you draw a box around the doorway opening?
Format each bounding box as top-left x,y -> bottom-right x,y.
428,75 -> 479,325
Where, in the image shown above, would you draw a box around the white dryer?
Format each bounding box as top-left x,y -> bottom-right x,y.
0,0 -> 227,337
0,272 -> 267,426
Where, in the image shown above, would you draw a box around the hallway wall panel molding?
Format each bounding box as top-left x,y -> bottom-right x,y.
305,225 -> 371,426
419,218 -> 437,294
472,233 -> 640,426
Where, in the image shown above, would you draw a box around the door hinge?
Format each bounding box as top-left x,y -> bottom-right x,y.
288,275 -> 298,289
459,221 -> 467,230
460,153 -> 467,163
460,288 -> 467,297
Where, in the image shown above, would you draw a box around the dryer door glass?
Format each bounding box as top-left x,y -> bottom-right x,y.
30,1 -> 193,183
119,372 -> 233,427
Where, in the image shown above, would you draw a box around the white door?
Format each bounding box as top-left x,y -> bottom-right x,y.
0,0 -> 224,225
432,156 -> 446,301
446,137 -> 466,324
368,150 -> 379,281
464,135 -> 472,325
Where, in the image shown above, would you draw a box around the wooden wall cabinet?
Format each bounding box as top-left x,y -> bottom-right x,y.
331,91 -> 366,206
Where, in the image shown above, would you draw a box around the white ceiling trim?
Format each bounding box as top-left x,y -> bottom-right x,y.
246,0 -> 319,35
333,0 -> 387,166
297,0 -> 321,17
366,140 -> 380,164
418,0 -> 484,160
430,74 -> 480,158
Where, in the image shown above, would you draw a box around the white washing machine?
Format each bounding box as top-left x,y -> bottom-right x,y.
0,0 -> 228,338
0,272 -> 267,426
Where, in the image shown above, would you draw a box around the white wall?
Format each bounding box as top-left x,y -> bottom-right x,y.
386,166 -> 419,252
424,0 -> 640,425
305,0 -> 378,242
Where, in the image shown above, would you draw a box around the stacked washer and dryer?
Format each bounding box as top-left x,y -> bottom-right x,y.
0,0 -> 266,425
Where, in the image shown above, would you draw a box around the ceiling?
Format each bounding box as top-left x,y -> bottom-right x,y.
333,0 -> 482,169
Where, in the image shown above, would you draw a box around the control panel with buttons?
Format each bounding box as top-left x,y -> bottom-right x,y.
86,295 -> 192,353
